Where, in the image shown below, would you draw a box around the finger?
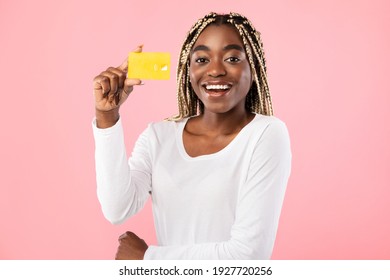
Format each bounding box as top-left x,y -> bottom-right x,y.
133,44 -> 143,53
118,233 -> 127,241
118,58 -> 128,72
118,44 -> 143,71
118,231 -> 133,241
107,67 -> 126,88
100,70 -> 119,98
123,78 -> 143,95
93,75 -> 110,96
115,246 -> 124,260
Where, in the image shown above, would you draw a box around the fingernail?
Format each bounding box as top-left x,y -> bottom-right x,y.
139,81 -> 145,85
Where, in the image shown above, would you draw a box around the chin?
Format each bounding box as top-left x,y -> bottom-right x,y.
202,104 -> 234,114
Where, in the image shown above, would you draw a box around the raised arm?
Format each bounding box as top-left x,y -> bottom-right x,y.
92,46 -> 152,224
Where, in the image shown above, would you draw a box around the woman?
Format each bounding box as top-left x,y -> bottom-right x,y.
92,12 -> 291,259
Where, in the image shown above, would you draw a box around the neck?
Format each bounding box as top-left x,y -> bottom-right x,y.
197,109 -> 255,135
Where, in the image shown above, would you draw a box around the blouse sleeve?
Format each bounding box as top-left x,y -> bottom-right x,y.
92,117 -> 152,225
144,120 -> 292,259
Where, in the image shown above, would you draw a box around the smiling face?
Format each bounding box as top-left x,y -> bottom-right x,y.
189,24 -> 253,115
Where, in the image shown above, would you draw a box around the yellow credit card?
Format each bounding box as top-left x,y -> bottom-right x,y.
128,52 -> 170,80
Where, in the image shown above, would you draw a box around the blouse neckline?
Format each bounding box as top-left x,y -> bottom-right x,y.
176,114 -> 260,161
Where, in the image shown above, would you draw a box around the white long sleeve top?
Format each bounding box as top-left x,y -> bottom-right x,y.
93,114 -> 291,259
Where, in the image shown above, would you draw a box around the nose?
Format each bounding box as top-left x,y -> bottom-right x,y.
207,60 -> 226,77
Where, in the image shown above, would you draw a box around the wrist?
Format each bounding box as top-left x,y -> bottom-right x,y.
141,246 -> 148,260
95,108 -> 120,128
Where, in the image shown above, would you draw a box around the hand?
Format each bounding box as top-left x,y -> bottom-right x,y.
93,45 -> 143,127
115,231 -> 148,260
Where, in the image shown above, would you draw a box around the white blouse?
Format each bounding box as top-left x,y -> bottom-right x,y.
93,114 -> 291,259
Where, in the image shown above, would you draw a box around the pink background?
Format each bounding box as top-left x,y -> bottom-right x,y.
1,0 -> 389,259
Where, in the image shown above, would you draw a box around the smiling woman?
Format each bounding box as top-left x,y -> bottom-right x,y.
92,12 -> 292,260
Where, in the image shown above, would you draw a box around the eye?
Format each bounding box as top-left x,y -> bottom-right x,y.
225,57 -> 240,63
195,57 -> 209,64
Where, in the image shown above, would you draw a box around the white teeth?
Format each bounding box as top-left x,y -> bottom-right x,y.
205,85 -> 230,90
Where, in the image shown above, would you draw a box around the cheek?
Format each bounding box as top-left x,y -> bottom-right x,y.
189,65 -> 199,78
189,66 -> 202,90
236,67 -> 253,90
189,70 -> 196,85
188,70 -> 200,98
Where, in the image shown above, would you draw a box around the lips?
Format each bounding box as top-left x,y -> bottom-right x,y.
201,81 -> 232,96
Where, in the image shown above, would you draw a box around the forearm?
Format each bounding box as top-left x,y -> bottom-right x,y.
144,237 -> 270,260
93,117 -> 150,224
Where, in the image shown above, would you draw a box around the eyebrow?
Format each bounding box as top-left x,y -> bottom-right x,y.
223,44 -> 245,52
191,44 -> 244,53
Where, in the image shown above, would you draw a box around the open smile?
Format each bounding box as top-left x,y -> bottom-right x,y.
201,82 -> 233,97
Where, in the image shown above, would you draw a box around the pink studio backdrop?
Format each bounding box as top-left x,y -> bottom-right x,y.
0,0 -> 389,259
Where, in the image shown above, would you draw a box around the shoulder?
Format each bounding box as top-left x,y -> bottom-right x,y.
141,118 -> 188,143
247,114 -> 289,139
251,113 -> 287,126
252,114 -> 291,157
147,118 -> 186,133
248,115 -> 291,159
